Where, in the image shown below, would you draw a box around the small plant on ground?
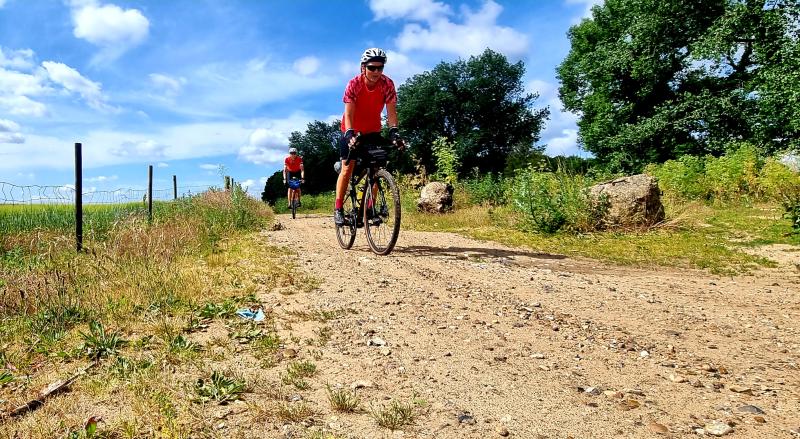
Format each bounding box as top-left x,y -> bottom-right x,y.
326,384 -> 360,412
282,360 -> 316,389
80,321 -> 126,360
193,371 -> 247,404
276,402 -> 314,422
370,399 -> 417,430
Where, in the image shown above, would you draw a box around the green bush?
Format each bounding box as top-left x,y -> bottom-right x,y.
510,167 -> 606,233
703,143 -> 762,203
645,155 -> 706,202
463,171 -> 508,206
431,137 -> 460,185
758,158 -> 800,200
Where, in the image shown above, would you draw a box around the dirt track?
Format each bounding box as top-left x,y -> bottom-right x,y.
265,213 -> 800,438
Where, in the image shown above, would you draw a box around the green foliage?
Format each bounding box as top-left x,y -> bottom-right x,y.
511,167 -> 607,233
370,399 -> 418,430
326,384 -> 360,413
431,137 -> 460,185
645,155 -> 707,202
558,0 -> 799,172
282,360 -> 317,390
79,321 -> 126,360
703,143 -> 761,202
193,371 -> 247,404
463,171 -> 508,206
398,49 -> 549,175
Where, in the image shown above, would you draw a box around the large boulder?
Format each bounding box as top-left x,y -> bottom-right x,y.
417,182 -> 454,213
589,174 -> 665,227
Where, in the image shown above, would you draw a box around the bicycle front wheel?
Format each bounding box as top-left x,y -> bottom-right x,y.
291,197 -> 297,219
336,193 -> 357,250
364,169 -> 401,255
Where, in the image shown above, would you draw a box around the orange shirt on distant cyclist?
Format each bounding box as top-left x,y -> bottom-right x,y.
284,154 -> 303,172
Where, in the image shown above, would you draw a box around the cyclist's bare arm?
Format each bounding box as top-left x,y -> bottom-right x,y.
386,102 -> 398,128
300,163 -> 305,181
343,102 -> 357,147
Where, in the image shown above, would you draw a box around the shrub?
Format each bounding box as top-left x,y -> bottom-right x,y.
703,143 -> 762,203
510,167 -> 606,233
463,171 -> 508,206
645,155 -> 706,202
431,137 -> 460,185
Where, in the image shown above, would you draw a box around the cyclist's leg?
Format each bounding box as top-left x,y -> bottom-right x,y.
335,137 -> 354,210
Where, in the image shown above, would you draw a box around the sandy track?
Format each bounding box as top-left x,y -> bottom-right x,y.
265,213 -> 800,438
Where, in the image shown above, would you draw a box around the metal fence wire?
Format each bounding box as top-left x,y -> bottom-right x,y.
0,182 -> 213,205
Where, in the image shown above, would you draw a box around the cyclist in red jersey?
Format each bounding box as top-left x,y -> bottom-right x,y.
334,48 -> 404,225
283,146 -> 305,208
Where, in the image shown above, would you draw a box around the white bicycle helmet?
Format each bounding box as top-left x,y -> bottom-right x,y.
288,147 -> 297,154
361,48 -> 387,64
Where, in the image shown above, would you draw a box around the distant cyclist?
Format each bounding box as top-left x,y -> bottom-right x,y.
333,47 -> 405,225
283,147 -> 305,209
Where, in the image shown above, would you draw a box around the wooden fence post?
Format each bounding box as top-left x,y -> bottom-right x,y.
75,142 -> 83,252
148,165 -> 153,221
173,175 -> 177,200
225,176 -> 231,191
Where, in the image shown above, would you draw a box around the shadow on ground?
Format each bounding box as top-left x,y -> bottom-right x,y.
394,245 -> 566,260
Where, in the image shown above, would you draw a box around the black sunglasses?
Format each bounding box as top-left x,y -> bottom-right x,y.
365,64 -> 384,72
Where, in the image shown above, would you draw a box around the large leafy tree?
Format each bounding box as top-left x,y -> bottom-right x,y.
397,49 -> 549,175
558,0 -> 799,172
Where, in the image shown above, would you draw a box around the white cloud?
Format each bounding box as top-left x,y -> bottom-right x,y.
199,164 -> 220,170
293,56 -> 321,76
545,128 -> 580,156
565,0 -> 603,21
42,61 -> 115,112
0,118 -> 24,143
369,0 -> 451,23
239,178 -> 255,189
0,95 -> 48,117
110,139 -> 167,158
238,113 -> 315,165
389,0 -> 529,58
157,162 -> 169,168
0,0 -> 6,8
385,50 -> 426,85
0,47 -> 35,70
70,1 -> 149,60
86,175 -> 118,182
149,73 -> 186,96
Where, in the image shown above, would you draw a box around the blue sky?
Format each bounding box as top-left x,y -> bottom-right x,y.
0,0 -> 600,198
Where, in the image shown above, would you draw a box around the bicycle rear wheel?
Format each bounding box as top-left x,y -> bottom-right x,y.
335,193 -> 357,249
364,169 -> 401,255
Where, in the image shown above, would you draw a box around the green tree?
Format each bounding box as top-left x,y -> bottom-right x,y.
261,171 -> 284,205
397,49 -> 549,176
557,0 -> 799,172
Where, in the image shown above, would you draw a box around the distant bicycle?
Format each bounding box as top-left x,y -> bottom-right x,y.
288,177 -> 302,219
334,138 -> 401,255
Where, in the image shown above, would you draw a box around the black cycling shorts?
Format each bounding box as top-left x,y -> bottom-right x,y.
338,132 -> 390,160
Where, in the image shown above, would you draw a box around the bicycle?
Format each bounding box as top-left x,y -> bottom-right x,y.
334,140 -> 401,255
288,177 -> 302,219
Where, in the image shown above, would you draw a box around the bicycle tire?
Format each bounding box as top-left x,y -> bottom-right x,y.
364,169 -> 401,255
335,191 -> 357,250
291,193 -> 297,219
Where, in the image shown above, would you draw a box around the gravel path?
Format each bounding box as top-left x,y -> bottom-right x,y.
264,213 -> 800,438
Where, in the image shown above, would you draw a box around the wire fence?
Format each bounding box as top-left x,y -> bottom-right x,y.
0,182 -> 215,205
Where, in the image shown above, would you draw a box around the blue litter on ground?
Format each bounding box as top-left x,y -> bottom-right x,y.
236,308 -> 266,322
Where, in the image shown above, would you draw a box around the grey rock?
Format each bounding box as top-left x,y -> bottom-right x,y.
736,404 -> 765,415
417,182 -> 454,213
589,173 -> 665,227
704,421 -> 733,436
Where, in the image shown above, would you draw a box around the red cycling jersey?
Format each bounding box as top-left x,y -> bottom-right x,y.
340,74 -> 397,134
284,155 -> 303,172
